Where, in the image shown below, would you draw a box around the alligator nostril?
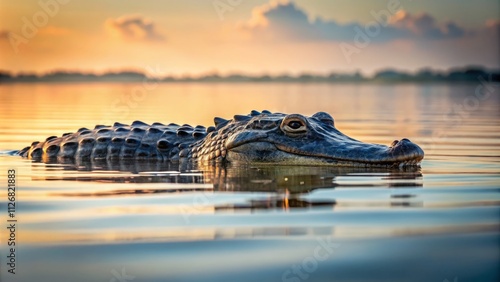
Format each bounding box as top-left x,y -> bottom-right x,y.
401,138 -> 411,142
391,140 -> 399,147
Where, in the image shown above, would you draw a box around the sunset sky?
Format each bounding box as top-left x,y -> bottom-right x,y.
0,0 -> 499,76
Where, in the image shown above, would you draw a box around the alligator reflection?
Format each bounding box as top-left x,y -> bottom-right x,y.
37,159 -> 423,209
211,165 -> 423,210
213,166 -> 423,191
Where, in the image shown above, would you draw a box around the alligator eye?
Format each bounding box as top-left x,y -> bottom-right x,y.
288,121 -> 303,129
281,115 -> 307,136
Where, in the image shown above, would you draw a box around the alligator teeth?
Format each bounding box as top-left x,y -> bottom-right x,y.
396,160 -> 422,169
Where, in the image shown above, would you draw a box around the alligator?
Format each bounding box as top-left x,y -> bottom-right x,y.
18,110 -> 424,168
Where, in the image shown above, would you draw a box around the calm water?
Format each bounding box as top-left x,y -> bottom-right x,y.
0,82 -> 499,282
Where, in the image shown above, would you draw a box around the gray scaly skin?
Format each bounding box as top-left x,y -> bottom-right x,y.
18,110 -> 424,168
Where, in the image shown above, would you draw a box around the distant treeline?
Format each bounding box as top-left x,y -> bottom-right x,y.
0,67 -> 499,83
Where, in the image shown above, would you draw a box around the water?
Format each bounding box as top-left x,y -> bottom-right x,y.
0,82 -> 499,282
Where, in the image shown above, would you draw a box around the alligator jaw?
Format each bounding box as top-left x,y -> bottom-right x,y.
275,145 -> 423,167
227,139 -> 424,168
274,138 -> 424,168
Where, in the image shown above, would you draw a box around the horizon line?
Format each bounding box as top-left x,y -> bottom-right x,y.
1,65 -> 499,78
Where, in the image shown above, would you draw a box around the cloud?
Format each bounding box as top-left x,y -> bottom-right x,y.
242,0 -> 357,41
389,11 -> 465,39
243,1 -> 469,42
105,15 -> 164,41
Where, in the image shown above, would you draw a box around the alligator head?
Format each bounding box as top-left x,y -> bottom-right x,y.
196,111 -> 424,168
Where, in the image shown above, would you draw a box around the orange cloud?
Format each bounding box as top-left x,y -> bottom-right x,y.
105,15 -> 164,41
245,0 -> 291,28
242,1 -> 469,41
389,10 -> 465,38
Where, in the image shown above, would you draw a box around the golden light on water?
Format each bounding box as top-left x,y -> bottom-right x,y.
0,83 -> 429,152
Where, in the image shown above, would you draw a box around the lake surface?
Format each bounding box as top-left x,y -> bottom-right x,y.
0,82 -> 499,282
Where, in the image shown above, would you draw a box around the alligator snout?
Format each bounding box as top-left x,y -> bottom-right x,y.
389,138 -> 424,165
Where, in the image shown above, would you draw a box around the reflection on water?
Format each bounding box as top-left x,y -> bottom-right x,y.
0,82 -> 499,282
25,160 -> 424,209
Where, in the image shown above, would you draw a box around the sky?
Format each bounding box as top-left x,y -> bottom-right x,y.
0,0 -> 499,76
